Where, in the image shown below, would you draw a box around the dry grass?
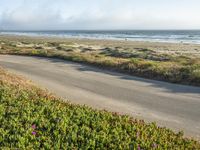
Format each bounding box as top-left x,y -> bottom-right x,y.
1,37 -> 200,86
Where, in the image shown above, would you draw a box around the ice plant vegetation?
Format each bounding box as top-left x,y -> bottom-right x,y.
0,68 -> 200,149
32,132 -> 36,135
32,124 -> 36,129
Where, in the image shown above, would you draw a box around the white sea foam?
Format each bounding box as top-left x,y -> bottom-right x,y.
1,30 -> 200,44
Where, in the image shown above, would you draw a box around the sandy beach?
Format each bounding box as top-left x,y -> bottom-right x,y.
1,34 -> 200,86
1,34 -> 200,57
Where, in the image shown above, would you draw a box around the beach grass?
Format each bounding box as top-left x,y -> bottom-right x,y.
0,37 -> 200,86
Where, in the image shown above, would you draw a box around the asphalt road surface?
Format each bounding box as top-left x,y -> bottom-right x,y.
1,55 -> 200,139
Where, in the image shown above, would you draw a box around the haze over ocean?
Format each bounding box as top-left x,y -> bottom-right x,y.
1,30 -> 200,44
1,0 -> 200,44
0,0 -> 200,30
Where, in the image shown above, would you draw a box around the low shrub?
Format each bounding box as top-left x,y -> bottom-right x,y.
0,68 -> 200,149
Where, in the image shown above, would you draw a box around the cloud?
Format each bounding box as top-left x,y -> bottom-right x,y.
0,0 -> 200,30
0,7 -> 64,30
0,6 -> 135,30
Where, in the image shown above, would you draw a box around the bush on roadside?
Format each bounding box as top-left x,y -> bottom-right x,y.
0,68 -> 200,149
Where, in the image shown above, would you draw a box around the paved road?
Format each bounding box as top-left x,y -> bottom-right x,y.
1,55 -> 200,139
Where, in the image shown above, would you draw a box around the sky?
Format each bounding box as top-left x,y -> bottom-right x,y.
0,0 -> 200,30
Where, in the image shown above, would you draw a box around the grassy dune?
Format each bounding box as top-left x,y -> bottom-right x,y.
0,36 -> 200,86
0,67 -> 200,149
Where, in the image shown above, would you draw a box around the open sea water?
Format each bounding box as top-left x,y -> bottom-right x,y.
1,30 -> 200,44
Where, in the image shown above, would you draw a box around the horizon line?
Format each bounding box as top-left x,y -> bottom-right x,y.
1,29 -> 200,31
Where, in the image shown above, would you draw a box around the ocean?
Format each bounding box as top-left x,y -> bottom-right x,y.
1,30 -> 200,44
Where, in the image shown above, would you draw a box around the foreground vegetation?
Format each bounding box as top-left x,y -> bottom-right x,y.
0,67 -> 200,149
0,37 -> 200,86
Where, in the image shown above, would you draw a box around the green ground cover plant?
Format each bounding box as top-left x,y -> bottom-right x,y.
0,67 -> 200,149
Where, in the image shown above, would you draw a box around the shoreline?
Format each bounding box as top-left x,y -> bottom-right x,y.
1,34 -> 200,58
1,34 -> 200,86
1,34 -> 200,46
1,33 -> 200,46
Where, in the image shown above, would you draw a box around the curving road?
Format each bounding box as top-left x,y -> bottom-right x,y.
1,55 -> 200,139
